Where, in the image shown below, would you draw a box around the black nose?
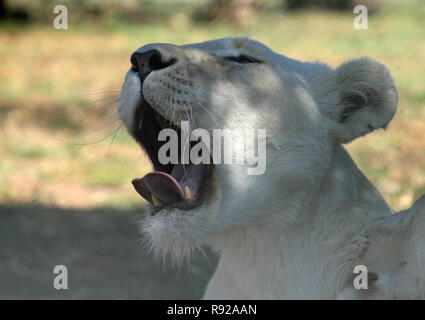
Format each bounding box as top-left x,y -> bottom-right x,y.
130,49 -> 176,79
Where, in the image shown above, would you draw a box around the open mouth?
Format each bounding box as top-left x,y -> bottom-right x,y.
130,98 -> 212,213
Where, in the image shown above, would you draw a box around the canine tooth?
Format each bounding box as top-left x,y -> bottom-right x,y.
151,194 -> 162,207
184,186 -> 192,200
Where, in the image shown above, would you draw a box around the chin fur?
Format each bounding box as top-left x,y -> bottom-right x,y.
140,207 -> 214,267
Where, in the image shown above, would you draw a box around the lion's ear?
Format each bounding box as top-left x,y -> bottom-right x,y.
328,57 -> 398,144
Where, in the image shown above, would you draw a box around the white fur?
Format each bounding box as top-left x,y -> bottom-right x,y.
117,37 -> 425,299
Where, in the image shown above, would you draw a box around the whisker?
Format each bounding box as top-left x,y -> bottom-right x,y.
181,102 -> 194,183
74,117 -> 121,143
82,111 -> 120,134
81,85 -> 123,94
106,123 -> 124,155
78,91 -> 121,99
169,92 -> 177,130
61,85 -> 122,99
79,97 -> 120,122
165,96 -> 172,123
75,127 -> 121,146
193,100 -> 218,126
82,95 -> 120,109
183,93 -> 195,128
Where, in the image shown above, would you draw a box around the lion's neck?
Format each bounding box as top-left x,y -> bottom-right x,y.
205,145 -> 392,299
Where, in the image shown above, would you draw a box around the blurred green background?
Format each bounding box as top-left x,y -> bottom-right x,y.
0,0 -> 424,299
1,0 -> 424,211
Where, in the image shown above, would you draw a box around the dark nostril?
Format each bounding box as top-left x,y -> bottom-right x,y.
148,50 -> 175,71
130,49 -> 177,78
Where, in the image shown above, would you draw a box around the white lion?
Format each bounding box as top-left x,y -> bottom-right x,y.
117,37 -> 425,299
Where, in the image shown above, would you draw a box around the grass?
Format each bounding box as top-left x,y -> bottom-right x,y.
0,1 -> 424,210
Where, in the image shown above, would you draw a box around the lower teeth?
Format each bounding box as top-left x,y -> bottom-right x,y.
184,186 -> 192,200
151,194 -> 162,207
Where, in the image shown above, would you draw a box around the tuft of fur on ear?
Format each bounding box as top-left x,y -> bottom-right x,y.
328,57 -> 398,143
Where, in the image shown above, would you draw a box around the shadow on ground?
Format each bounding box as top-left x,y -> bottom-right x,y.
0,204 -> 218,299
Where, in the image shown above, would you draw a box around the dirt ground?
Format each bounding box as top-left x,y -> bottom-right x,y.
0,205 -> 217,299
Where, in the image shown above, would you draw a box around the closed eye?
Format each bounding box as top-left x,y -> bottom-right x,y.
224,55 -> 261,64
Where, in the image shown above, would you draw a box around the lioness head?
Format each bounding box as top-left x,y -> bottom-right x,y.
117,37 -> 397,263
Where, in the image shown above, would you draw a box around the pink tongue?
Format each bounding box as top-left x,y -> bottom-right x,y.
132,171 -> 185,206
